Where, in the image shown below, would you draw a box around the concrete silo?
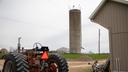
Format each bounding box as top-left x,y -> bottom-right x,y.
69,9 -> 81,53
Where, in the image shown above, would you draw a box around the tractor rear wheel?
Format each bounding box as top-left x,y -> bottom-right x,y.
47,54 -> 68,72
2,52 -> 29,72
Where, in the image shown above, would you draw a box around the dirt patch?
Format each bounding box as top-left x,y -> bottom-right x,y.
68,61 -> 92,72
0,60 -> 5,71
68,60 -> 106,72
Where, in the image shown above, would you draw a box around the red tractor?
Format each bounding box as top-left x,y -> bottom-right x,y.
2,42 -> 68,72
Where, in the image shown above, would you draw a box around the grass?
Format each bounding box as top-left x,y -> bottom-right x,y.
62,53 -> 110,60
86,53 -> 110,60
63,53 -> 87,59
0,53 -> 7,59
62,53 -> 91,60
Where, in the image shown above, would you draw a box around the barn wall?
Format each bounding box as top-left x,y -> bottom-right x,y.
93,1 -> 128,72
94,1 -> 128,33
112,33 -> 128,71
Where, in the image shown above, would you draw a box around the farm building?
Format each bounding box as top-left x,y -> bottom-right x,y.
69,9 -> 81,53
90,0 -> 128,72
0,48 -> 8,54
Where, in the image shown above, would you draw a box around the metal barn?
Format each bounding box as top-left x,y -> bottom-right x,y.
90,0 -> 128,72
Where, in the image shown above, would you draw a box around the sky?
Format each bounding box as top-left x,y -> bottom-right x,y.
0,0 -> 109,53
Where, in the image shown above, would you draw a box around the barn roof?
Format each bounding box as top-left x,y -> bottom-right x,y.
89,0 -> 128,20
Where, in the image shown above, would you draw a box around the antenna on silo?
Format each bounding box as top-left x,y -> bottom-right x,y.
72,4 -> 81,9
78,4 -> 81,10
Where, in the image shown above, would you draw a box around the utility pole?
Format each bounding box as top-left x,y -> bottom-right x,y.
17,37 -> 21,53
98,29 -> 101,55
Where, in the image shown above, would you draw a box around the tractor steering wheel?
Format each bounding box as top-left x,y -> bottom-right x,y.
33,42 -> 42,50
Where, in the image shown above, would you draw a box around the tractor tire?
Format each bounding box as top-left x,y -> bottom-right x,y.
47,54 -> 68,72
2,52 -> 29,72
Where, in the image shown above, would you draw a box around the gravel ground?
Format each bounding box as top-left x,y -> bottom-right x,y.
0,60 -> 4,72
68,61 -> 92,72
68,60 -> 106,72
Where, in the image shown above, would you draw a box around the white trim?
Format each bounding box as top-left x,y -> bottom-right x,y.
89,0 -> 128,20
89,0 -> 106,20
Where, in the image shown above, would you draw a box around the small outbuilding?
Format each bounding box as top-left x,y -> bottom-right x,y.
90,0 -> 128,72
0,48 -> 8,54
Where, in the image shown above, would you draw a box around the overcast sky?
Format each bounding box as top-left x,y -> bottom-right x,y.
0,0 -> 109,53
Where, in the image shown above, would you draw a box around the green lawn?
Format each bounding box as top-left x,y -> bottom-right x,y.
62,53 -> 110,60
86,53 -> 110,60
0,53 -> 6,59
63,53 -> 87,59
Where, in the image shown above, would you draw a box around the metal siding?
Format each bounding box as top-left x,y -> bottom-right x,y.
111,2 -> 127,33
112,33 -> 128,71
94,2 -> 113,28
94,2 -> 128,33
93,1 -> 128,72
